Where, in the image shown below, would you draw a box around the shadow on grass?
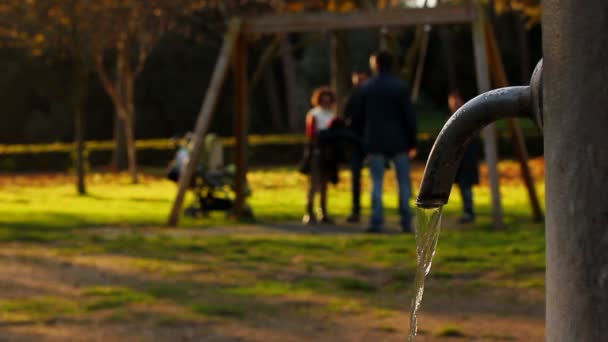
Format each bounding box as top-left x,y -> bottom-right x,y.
0,213 -> 86,242
0,251 -> 349,340
81,193 -> 172,204
78,224 -> 543,313
0,211 -> 164,243
0,218 -> 546,342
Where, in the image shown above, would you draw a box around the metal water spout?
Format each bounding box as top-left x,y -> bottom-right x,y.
416,60 -> 543,208
418,1 -> 608,339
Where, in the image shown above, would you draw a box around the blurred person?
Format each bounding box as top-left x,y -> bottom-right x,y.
344,71 -> 369,223
448,90 -> 481,223
167,132 -> 192,182
360,51 -> 417,233
302,87 -> 337,225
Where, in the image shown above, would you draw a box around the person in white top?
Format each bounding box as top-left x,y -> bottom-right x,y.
303,86 -> 337,225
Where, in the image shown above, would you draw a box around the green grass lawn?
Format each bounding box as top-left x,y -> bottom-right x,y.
418,109 -> 540,135
0,165 -> 544,236
0,165 -> 546,339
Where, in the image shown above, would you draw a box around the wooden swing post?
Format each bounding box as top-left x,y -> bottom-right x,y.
472,6 -> 504,229
167,19 -> 242,226
484,20 -> 544,222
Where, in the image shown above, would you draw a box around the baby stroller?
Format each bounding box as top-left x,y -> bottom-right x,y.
168,133 -> 252,218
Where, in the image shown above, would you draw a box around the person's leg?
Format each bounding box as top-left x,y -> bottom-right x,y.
393,153 -> 413,232
319,177 -> 334,224
457,180 -> 475,223
304,174 -> 316,222
304,151 -> 320,224
368,154 -> 386,231
320,179 -> 327,215
348,150 -> 363,222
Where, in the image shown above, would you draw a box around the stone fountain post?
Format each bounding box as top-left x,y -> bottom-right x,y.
543,1 -> 608,340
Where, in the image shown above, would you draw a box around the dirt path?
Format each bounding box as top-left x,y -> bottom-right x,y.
0,226 -> 545,341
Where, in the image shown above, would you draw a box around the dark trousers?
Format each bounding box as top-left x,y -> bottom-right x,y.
350,149 -> 364,216
307,150 -> 328,217
457,180 -> 474,217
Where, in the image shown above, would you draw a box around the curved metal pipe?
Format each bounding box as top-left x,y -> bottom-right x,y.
416,86 -> 533,208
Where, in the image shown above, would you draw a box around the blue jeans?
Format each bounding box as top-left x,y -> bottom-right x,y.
369,153 -> 412,229
350,150 -> 364,216
457,180 -> 474,217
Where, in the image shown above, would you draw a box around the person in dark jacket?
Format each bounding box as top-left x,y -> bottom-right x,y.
343,72 -> 368,223
358,51 -> 417,233
448,90 -> 481,223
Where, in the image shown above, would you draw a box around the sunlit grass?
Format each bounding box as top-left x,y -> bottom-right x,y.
0,161 -> 545,230
0,163 -> 546,330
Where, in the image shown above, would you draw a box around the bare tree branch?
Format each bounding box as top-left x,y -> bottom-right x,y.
95,52 -> 121,108
249,35 -> 281,92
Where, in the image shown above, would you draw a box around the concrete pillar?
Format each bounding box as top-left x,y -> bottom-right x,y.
543,1 -> 608,340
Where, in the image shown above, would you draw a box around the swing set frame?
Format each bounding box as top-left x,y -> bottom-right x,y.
167,3 -> 542,228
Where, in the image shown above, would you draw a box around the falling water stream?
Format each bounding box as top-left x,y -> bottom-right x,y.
408,206 -> 444,342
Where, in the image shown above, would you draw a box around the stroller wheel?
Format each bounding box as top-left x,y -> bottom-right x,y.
184,207 -> 199,218
226,206 -> 255,220
242,207 -> 255,221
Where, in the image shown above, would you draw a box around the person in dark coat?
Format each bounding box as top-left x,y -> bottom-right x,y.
343,72 -> 368,223
449,90 -> 481,223
358,51 -> 417,233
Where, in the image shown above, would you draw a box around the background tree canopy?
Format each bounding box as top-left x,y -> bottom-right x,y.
0,0 -> 542,145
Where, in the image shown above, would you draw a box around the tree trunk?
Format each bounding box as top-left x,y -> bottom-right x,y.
69,59 -> 88,196
403,27 -> 424,81
264,67 -> 284,132
515,12 -> 531,84
411,25 -> 431,103
250,36 -> 280,93
118,48 -> 138,184
379,27 -> 389,50
74,105 -> 86,195
280,36 -> 300,132
330,31 -> 351,118
121,112 -> 139,184
487,0 -> 497,25
436,0 -> 456,92
439,27 -> 457,91
111,114 -> 128,171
